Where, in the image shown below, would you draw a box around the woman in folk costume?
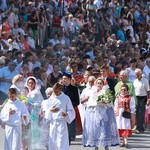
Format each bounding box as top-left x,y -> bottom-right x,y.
114,84 -> 135,148
0,88 -> 29,150
39,87 -> 53,150
82,78 -> 120,150
25,76 -> 44,149
45,83 -> 75,150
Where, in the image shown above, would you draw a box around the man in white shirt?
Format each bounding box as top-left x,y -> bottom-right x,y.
49,34 -> 59,47
61,15 -> 70,31
133,69 -> 150,133
143,57 -> 150,80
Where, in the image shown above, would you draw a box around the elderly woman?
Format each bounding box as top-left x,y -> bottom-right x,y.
39,87 -> 53,150
82,78 -> 119,150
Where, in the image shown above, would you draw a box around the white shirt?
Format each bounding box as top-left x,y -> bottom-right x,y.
94,0 -> 103,9
133,77 -> 150,96
125,67 -> 136,83
61,19 -> 70,31
49,38 -> 59,47
143,65 -> 150,80
80,85 -> 93,106
68,20 -> 76,33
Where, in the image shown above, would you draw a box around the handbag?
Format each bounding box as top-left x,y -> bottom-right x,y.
122,111 -> 131,119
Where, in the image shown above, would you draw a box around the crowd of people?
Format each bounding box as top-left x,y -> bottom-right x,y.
0,0 -> 150,150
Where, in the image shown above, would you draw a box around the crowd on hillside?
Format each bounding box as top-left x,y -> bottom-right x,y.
0,0 -> 150,150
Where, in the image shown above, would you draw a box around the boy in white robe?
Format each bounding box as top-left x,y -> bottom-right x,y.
45,83 -> 75,150
0,88 -> 29,150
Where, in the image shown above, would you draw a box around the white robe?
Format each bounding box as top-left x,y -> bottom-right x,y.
45,92 -> 75,150
0,99 -> 29,150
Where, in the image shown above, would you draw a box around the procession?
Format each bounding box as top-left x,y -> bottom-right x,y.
0,0 -> 150,150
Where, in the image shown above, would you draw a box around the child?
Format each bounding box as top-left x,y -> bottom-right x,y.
114,84 -> 135,148
45,83 -> 75,150
39,87 -> 53,150
0,88 -> 29,150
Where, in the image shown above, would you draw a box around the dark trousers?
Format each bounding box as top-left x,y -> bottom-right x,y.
136,96 -> 147,132
68,119 -> 76,145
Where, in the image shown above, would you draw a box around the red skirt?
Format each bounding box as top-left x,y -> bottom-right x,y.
75,106 -> 82,135
118,129 -> 132,137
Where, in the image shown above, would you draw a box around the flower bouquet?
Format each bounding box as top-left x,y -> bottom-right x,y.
19,95 -> 28,104
72,74 -> 86,93
19,95 -> 32,113
97,89 -> 113,105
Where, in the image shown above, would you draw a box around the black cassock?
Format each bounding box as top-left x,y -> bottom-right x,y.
63,84 -> 79,143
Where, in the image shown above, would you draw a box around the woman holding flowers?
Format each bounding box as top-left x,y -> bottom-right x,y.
82,78 -> 119,150
114,84 -> 135,148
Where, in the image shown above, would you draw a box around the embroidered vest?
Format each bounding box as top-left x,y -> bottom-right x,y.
116,95 -> 131,116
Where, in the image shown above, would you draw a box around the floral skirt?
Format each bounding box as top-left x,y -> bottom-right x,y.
82,106 -> 120,147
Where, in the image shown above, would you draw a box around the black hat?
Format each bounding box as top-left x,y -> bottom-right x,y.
129,58 -> 137,63
63,71 -> 72,79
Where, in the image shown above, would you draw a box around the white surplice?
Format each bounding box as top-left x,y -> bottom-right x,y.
0,99 -> 29,150
45,92 -> 75,150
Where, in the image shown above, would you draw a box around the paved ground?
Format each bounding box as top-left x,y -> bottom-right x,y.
0,128 -> 150,150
